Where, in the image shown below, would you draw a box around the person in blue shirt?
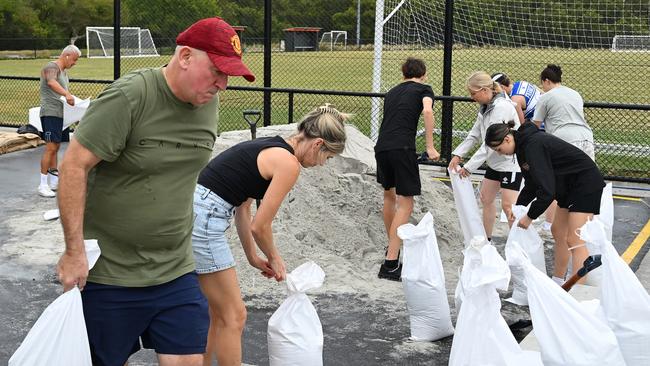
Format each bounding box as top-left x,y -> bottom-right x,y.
491,73 -> 542,128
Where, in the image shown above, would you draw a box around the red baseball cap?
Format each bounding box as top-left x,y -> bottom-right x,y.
176,17 -> 255,82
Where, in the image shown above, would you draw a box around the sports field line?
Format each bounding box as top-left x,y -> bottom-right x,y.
621,219 -> 650,264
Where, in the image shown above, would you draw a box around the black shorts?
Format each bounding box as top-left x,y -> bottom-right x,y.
41,116 -> 63,143
484,166 -> 522,191
375,149 -> 421,196
557,188 -> 603,214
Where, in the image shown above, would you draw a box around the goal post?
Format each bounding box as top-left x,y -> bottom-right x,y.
611,35 -> 650,52
319,30 -> 348,51
86,26 -> 160,58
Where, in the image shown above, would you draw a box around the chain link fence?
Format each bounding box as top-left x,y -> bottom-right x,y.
0,0 -> 648,182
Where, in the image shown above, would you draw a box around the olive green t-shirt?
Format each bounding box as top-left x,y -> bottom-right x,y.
73,68 -> 218,287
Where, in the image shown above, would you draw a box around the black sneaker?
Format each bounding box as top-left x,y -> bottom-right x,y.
378,262 -> 402,282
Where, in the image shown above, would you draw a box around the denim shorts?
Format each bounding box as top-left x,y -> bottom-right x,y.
192,184 -> 236,274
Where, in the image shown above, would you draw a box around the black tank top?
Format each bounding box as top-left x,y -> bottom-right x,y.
198,136 -> 294,206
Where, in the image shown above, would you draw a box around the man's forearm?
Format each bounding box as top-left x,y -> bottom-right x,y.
47,80 -> 71,98
58,165 -> 87,253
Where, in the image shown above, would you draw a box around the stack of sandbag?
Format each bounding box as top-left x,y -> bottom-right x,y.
0,131 -> 44,155
397,212 -> 454,341
449,239 -> 543,366
507,241 -> 626,366
505,205 -> 546,305
268,261 -> 325,366
580,218 -> 650,366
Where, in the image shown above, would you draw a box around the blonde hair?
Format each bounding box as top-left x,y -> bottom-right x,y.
295,103 -> 349,154
467,71 -> 503,94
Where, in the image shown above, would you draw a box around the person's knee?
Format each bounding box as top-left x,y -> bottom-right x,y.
45,143 -> 60,154
480,193 -> 495,206
214,303 -> 247,331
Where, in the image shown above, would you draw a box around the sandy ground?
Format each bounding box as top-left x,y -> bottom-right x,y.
0,124 -> 531,365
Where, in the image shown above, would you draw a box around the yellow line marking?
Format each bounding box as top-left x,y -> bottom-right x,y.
622,219 -> 650,264
613,195 -> 642,202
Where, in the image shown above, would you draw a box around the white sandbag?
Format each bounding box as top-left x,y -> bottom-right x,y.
9,240 -> 101,366
583,182 -> 613,286
505,205 -> 546,305
507,241 -> 626,366
397,212 -> 454,341
60,95 -> 91,126
268,261 -> 325,366
448,167 -> 486,248
580,219 -> 650,366
449,240 -> 542,366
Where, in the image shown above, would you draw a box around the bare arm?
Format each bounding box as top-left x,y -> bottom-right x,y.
234,198 -> 274,278
43,64 -> 74,105
251,149 -> 301,281
511,95 -> 526,124
56,138 -> 101,291
422,96 -> 440,161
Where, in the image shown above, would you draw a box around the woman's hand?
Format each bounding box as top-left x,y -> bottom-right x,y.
427,147 -> 441,161
448,155 -> 462,171
459,167 -> 471,178
517,215 -> 533,229
248,255 -> 275,279
268,255 -> 287,282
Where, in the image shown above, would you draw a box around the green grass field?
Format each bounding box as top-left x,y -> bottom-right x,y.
1,47 -> 648,178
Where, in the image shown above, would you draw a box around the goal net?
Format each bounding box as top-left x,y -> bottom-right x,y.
86,26 -> 159,58
370,0 -> 650,138
320,31 -> 348,51
612,35 -> 650,52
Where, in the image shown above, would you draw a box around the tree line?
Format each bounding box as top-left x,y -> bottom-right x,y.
1,0 -> 647,50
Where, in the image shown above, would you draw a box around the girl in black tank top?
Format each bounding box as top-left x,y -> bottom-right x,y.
191,104 -> 349,365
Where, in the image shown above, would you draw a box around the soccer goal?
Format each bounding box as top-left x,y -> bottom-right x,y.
86,26 -> 159,58
320,30 -> 348,51
611,35 -> 650,52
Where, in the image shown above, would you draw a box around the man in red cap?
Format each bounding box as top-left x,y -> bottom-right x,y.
55,17 -> 253,365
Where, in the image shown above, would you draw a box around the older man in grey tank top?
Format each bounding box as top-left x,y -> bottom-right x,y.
37,45 -> 80,197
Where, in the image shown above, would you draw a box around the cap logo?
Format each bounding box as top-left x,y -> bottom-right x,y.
230,35 -> 242,56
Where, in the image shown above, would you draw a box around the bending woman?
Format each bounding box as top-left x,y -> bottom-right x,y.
192,104 -> 348,366
448,71 -> 521,238
485,121 -> 605,285
491,72 -> 542,126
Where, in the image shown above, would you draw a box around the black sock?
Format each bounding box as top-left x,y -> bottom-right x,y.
384,259 -> 399,269
487,237 -> 492,242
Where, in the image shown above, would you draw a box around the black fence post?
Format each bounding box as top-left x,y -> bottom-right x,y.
263,0 -> 272,126
440,0 -> 455,166
288,92 -> 294,124
113,0 -> 121,80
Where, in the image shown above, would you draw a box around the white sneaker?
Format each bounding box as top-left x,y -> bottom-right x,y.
38,184 -> 56,198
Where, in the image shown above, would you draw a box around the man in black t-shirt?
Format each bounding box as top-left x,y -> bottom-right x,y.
374,57 -> 440,281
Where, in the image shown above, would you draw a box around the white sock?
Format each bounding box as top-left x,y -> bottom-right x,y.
40,174 -> 48,186
552,276 -> 564,286
48,171 -> 59,186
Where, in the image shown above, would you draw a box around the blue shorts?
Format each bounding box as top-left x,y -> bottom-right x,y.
192,184 -> 236,274
40,116 -> 63,143
81,272 -> 209,366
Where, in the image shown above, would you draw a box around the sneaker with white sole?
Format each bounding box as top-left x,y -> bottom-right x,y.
47,168 -> 59,191
38,184 -> 56,198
